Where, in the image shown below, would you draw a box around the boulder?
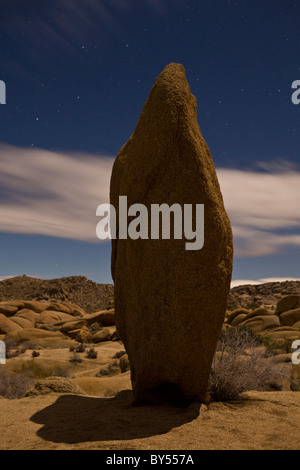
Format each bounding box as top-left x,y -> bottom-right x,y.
263,327 -> 300,341
25,377 -> 86,396
280,308 -> 300,327
120,354 -> 130,373
45,303 -> 71,314
82,309 -> 115,326
0,300 -> 25,309
4,328 -> 66,344
22,300 -> 50,313
0,314 -> 22,334
68,327 -> 93,343
98,309 -> 115,326
231,314 -> 247,326
0,305 -> 18,317
243,308 -> 274,321
66,303 -> 86,317
15,309 -> 40,325
39,310 -> 75,325
277,295 -> 300,314
240,315 -> 281,334
110,63 -> 233,404
92,327 -> 113,343
34,323 -> 60,332
292,321 -> 300,330
227,308 -> 250,325
110,327 -> 120,341
10,317 -> 34,329
59,320 -> 87,333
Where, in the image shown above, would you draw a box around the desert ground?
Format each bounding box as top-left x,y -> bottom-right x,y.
0,338 -> 299,450
0,387 -> 299,450
0,278 -> 300,450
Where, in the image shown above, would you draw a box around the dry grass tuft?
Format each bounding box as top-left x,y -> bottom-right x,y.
209,326 -> 288,401
0,370 -> 35,399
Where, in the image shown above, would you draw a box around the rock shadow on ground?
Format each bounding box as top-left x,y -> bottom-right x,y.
30,390 -> 201,444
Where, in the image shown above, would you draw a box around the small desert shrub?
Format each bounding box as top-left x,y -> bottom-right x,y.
216,325 -> 262,351
90,322 -> 101,332
226,299 -> 240,311
86,347 -> 98,359
209,326 -> 287,402
260,336 -> 282,353
97,361 -> 119,377
76,343 -> 86,353
113,350 -> 127,359
279,338 -> 295,354
260,336 -> 294,354
69,352 -> 82,364
31,351 -> 40,358
0,370 -> 35,399
4,339 -> 31,359
4,339 -> 20,359
243,301 -> 262,310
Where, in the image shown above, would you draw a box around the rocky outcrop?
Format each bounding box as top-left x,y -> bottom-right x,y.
228,281 -> 300,311
25,377 -> 86,396
110,63 -> 233,405
226,295 -> 300,343
0,299 -> 117,346
0,275 -> 114,313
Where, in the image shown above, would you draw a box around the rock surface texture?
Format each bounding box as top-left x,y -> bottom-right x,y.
110,63 -> 233,405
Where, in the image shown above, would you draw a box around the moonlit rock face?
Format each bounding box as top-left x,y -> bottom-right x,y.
110,63 -> 233,405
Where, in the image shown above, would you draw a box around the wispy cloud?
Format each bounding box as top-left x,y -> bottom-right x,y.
0,275 -> 17,282
0,144 -> 113,241
218,164 -> 300,256
0,274 -> 41,282
3,0 -> 167,77
0,144 -> 300,258
231,277 -> 300,288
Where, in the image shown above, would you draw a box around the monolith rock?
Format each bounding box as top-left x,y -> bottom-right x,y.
110,63 -> 233,405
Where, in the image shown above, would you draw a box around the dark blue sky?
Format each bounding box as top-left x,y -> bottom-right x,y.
0,0 -> 299,284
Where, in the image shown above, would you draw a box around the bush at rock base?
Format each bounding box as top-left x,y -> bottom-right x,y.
209,326 -> 289,402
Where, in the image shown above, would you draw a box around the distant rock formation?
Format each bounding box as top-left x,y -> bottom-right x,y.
110,63 -> 233,405
0,299 -> 118,347
228,281 -> 300,311
226,295 -> 300,344
0,275 -> 114,313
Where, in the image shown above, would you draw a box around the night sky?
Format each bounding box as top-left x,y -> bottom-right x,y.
0,0 -> 299,285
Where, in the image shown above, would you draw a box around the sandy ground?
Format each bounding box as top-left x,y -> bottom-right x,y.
1,341 -> 299,450
0,391 -> 299,450
5,341 -> 125,379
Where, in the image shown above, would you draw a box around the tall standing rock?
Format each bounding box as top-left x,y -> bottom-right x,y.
110,63 -> 233,405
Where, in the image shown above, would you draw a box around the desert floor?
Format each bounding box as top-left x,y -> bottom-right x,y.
0,390 -> 299,450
